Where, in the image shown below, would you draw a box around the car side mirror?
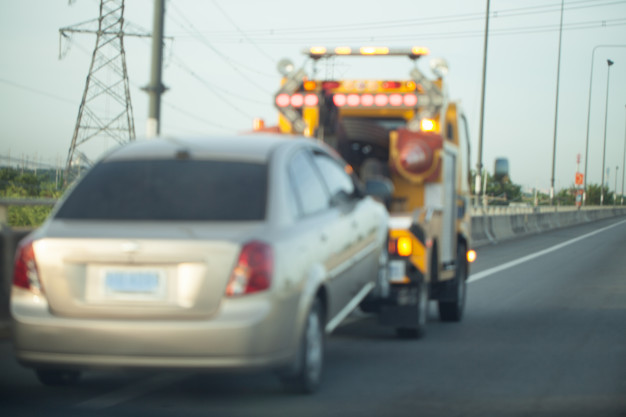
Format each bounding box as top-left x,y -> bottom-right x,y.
364,178 -> 394,204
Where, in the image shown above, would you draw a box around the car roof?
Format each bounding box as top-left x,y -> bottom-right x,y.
102,134 -> 308,163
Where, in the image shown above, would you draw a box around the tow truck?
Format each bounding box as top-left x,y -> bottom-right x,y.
256,46 -> 476,337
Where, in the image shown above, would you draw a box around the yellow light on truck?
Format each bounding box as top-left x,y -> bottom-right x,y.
303,80 -> 317,91
406,80 -> 417,91
310,46 -> 327,56
397,237 -> 412,257
411,46 -> 430,56
421,118 -> 435,132
361,46 -> 389,55
335,46 -> 352,55
467,249 -> 477,263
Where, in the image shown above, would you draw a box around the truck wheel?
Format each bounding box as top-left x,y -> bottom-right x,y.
279,298 -> 324,394
395,279 -> 428,339
36,369 -> 81,386
438,242 -> 467,322
359,242 -> 389,313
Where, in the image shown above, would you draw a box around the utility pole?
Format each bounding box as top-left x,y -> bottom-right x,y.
475,0 -> 490,207
550,0 -> 565,206
60,0 -> 150,185
144,0 -> 167,138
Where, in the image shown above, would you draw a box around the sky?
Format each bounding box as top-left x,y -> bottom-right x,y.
1,0 -> 625,194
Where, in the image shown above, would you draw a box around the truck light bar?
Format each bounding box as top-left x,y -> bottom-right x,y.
305,46 -> 430,59
332,93 -> 418,108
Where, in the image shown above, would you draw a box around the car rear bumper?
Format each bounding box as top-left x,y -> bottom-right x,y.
11,288 -> 299,371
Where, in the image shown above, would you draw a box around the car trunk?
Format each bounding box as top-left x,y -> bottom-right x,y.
32,221 -> 263,320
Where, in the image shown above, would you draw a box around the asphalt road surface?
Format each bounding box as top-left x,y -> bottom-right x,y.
1,217 -> 625,417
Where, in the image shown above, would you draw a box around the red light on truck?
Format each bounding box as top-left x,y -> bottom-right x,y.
333,94 -> 347,107
304,94 -> 319,107
389,94 -> 403,106
322,81 -> 341,90
382,81 -> 402,89
347,94 -> 360,107
361,94 -> 374,107
290,94 -> 304,107
374,94 -> 388,106
403,94 -> 418,107
276,93 -> 290,108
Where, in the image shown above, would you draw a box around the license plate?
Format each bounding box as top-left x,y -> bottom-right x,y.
389,260 -> 407,283
104,270 -> 165,300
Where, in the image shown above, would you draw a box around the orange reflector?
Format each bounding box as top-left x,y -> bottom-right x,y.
397,237 -> 412,257
467,250 -> 477,263
253,118 -> 264,130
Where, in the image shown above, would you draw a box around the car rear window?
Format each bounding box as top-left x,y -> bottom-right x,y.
55,159 -> 267,221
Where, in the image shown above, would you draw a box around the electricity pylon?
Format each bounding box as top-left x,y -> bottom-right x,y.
60,0 -> 149,184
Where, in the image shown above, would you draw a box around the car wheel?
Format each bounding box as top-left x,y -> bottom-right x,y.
395,279 -> 428,339
438,242 -> 467,322
359,242 -> 389,313
36,369 -> 81,386
280,298 -> 324,394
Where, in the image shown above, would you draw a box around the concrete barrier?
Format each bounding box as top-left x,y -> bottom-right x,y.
471,207 -> 626,247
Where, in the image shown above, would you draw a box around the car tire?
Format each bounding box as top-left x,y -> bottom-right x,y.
36,369 -> 81,386
395,279 -> 428,339
438,242 -> 467,322
279,298 -> 324,394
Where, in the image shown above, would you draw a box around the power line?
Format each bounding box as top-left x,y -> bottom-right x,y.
209,0 -> 276,65
0,78 -> 76,105
196,17 -> 626,45
169,0 -> 625,39
167,2 -> 275,91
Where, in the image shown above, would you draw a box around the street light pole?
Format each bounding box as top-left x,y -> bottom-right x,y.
622,105 -> 626,205
600,59 -> 614,206
550,0 -> 564,206
615,166 -> 619,205
475,0 -> 491,207
582,45 -> 626,206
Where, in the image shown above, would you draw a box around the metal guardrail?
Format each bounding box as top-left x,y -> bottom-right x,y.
0,198 -> 57,226
1,197 -> 624,226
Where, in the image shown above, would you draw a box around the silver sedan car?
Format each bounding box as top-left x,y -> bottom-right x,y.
11,134 -> 389,393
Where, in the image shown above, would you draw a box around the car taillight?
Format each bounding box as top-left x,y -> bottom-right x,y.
225,241 -> 273,296
13,238 -> 43,294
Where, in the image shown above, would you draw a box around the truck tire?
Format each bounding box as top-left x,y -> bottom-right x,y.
279,298 -> 324,394
438,242 -> 467,322
395,279 -> 428,339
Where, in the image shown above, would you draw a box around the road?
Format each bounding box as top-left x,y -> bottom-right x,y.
1,217 -> 625,417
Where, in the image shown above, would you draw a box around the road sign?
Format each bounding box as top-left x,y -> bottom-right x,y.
575,172 -> 583,186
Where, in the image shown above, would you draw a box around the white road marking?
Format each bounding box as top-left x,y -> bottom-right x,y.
75,372 -> 191,410
468,218 -> 626,284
